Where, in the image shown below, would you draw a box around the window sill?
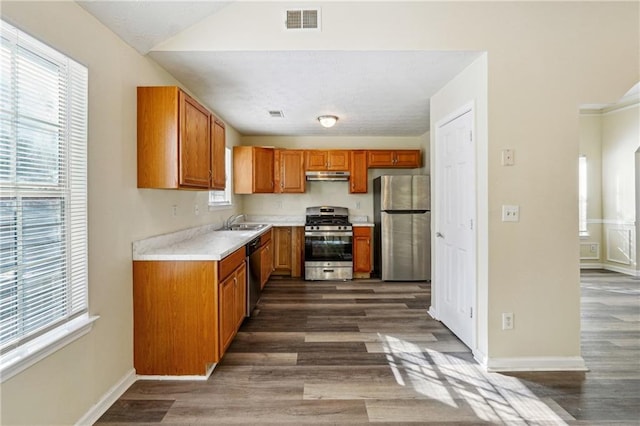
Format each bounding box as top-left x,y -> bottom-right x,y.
0,314 -> 99,383
579,231 -> 590,239
208,203 -> 233,211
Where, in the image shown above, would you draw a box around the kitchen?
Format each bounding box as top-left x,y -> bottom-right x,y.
0,1 -> 637,425
132,95 -> 431,375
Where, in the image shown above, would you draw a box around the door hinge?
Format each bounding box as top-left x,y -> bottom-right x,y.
470,219 -> 473,230
469,130 -> 473,142
470,307 -> 473,318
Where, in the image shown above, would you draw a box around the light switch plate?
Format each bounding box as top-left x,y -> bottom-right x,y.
502,205 -> 519,222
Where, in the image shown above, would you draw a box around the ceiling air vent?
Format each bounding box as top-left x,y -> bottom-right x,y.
268,110 -> 284,118
286,9 -> 320,30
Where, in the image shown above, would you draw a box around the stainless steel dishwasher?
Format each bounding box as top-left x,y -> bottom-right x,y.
245,236 -> 262,316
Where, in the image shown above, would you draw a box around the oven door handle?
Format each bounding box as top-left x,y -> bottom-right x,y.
305,231 -> 353,237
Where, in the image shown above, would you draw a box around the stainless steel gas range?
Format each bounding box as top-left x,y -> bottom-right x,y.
304,206 -> 353,281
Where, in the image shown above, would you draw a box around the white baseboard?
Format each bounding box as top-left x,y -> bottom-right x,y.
76,368 -> 136,426
482,356 -> 588,372
580,263 -> 604,269
602,263 -> 639,277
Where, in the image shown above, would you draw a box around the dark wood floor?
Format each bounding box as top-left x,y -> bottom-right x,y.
97,270 -> 639,425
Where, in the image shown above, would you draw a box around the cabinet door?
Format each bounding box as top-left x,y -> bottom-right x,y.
211,118 -> 226,190
137,86 -> 180,189
218,273 -> 236,356
353,227 -> 372,273
253,147 -> 274,193
179,90 -> 211,188
367,150 -> 395,167
260,241 -> 273,289
234,263 -> 247,329
279,150 -> 305,193
327,150 -> 350,170
394,150 -> 422,168
349,150 -> 368,193
305,150 -> 328,171
272,227 -> 292,274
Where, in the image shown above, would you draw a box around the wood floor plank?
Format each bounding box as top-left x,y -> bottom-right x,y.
97,272 -> 639,424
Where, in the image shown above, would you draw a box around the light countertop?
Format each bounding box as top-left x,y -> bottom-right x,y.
132,224 -> 272,261
132,215 -> 374,261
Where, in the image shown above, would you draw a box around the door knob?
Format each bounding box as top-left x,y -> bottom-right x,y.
436,232 -> 444,238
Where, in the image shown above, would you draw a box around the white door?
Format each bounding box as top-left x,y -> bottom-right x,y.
434,107 -> 476,348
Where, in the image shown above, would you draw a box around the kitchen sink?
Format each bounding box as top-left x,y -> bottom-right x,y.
229,223 -> 268,231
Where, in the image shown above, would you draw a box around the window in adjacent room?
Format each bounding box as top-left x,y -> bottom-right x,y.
578,155 -> 588,236
0,20 -> 93,382
209,147 -> 232,208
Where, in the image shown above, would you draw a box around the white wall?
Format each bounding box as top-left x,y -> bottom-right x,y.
579,101 -> 639,275
601,104 -> 638,274
241,135 -> 428,220
0,2 -> 243,425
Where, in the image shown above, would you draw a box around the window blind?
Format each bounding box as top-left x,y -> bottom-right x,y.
209,147 -> 232,206
0,20 -> 88,354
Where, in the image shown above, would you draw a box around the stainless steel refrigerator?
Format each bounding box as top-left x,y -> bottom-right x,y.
373,175 -> 430,281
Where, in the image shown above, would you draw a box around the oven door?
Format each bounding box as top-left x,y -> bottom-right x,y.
304,231 -> 353,262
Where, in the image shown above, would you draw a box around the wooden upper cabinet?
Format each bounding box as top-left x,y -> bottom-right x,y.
211,118 -> 226,190
233,146 -> 274,194
368,150 -> 422,168
275,149 -> 305,193
179,91 -> 211,188
137,86 -> 219,190
305,150 -> 350,171
349,150 -> 368,194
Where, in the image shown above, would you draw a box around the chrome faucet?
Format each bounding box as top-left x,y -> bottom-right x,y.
224,214 -> 244,229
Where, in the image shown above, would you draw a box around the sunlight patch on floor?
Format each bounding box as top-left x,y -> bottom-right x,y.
380,335 -> 570,424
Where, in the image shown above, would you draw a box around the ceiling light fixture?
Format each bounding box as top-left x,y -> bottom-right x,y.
317,115 -> 338,128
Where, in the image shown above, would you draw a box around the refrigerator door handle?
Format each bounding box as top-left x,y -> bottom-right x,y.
436,232 -> 444,238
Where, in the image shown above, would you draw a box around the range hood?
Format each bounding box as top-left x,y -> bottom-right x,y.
305,171 -> 350,181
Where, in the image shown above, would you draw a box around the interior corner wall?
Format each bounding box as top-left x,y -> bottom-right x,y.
0,2 -> 243,425
579,113 -> 604,267
430,53 -> 489,360
601,104 -> 639,275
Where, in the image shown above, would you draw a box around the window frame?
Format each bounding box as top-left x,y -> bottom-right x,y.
208,146 -> 233,209
0,20 -> 96,383
578,155 -> 589,237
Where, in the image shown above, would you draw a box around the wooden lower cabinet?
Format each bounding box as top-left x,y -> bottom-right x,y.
133,261 -> 218,376
272,226 -> 304,278
353,227 -> 372,278
259,230 -> 274,289
133,246 -> 247,376
218,260 -> 246,356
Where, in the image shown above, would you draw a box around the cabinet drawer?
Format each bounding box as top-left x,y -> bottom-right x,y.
260,228 -> 272,246
219,247 -> 246,281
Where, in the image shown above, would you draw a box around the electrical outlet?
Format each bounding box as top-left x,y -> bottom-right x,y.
502,313 -> 514,330
276,200 -> 283,209
501,205 -> 519,222
502,149 -> 515,166
172,205 -> 177,217
194,204 -> 199,216
590,244 -> 597,253
356,201 -> 361,209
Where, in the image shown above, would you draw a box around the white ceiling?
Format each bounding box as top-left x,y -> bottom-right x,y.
77,1 -> 482,136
